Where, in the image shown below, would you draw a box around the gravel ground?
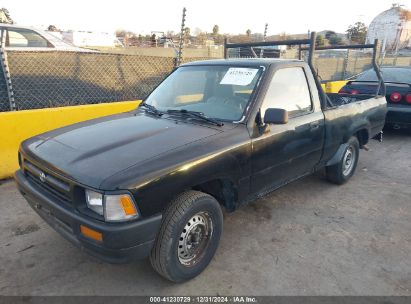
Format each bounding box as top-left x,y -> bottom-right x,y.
0,129 -> 410,296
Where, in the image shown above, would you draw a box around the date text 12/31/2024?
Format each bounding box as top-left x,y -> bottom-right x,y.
149,296 -> 258,303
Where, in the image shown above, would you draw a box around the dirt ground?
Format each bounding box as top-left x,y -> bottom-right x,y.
0,129 -> 410,296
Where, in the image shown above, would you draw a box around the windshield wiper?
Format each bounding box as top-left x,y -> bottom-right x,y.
140,102 -> 163,116
167,109 -> 224,127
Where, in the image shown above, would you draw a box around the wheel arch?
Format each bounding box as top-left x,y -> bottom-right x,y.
355,128 -> 369,147
344,120 -> 370,148
191,178 -> 238,212
326,131 -> 363,167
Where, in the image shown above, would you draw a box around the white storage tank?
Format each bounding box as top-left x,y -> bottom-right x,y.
366,5 -> 411,51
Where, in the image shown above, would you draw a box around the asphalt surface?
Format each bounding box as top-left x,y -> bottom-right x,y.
0,129 -> 410,296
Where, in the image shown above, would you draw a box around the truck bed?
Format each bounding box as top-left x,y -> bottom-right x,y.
320,94 -> 387,163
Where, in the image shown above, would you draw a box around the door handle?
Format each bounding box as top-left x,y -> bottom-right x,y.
310,121 -> 320,130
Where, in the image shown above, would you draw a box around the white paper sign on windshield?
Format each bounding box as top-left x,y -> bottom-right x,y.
220,68 -> 259,86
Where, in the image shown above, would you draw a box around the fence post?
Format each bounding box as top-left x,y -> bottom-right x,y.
0,30 -> 16,111
343,49 -> 350,79
223,38 -> 228,59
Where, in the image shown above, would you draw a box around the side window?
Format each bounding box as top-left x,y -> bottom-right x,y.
261,67 -> 312,117
7,29 -> 51,48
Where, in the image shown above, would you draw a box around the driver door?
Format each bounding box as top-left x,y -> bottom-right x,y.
250,66 -> 324,194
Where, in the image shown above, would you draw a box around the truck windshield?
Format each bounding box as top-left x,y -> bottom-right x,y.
144,65 -> 263,121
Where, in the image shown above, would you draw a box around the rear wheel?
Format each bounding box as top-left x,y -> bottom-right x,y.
326,136 -> 360,185
150,190 -> 223,282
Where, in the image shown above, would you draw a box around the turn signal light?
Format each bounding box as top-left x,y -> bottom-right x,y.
80,225 -> 103,242
105,194 -> 139,222
120,195 -> 138,216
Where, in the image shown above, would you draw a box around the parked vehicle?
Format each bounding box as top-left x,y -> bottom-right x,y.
0,23 -> 96,52
15,33 -> 386,282
339,66 -> 411,129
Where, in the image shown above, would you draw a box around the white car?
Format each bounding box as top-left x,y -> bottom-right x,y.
0,23 -> 96,52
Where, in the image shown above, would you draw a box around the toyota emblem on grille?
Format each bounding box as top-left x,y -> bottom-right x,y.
39,172 -> 47,183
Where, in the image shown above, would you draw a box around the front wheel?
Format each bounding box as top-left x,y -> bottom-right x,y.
326,136 -> 360,185
150,190 -> 223,282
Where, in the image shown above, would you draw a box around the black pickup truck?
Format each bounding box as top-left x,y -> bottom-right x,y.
15,34 -> 387,282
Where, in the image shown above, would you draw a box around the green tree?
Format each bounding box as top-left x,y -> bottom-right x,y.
184,27 -> 190,37
346,22 -> 367,44
47,25 -> 59,32
328,34 -> 342,45
211,25 -> 223,44
325,31 -> 336,40
116,30 -> 124,37
212,25 -> 219,36
316,35 -> 325,47
184,27 -> 190,44
246,29 -> 251,37
0,7 -> 13,24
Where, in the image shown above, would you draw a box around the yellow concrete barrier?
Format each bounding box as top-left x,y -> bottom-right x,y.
324,80 -> 348,93
0,101 -> 141,179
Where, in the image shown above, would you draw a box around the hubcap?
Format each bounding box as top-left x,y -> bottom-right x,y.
178,212 -> 213,266
342,146 -> 355,176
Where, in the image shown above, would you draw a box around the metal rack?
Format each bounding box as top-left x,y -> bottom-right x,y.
224,32 -> 385,108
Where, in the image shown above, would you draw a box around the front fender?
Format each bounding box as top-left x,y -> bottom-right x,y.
100,125 -> 253,217
131,147 -> 250,216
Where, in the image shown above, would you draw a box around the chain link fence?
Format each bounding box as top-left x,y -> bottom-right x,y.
0,48 -> 224,112
226,45 -> 410,82
1,47 -> 410,112
1,50 -> 175,111
312,50 -> 411,81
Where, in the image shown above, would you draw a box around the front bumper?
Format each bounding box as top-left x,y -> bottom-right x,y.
15,169 -> 162,263
386,105 -> 411,128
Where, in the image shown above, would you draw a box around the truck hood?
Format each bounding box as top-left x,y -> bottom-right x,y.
22,111 -> 223,188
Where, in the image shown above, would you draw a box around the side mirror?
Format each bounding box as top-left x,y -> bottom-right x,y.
264,108 -> 288,124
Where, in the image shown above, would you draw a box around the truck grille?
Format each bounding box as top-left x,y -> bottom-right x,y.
23,159 -> 72,204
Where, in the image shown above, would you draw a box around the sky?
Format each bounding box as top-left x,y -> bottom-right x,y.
1,0 -> 410,35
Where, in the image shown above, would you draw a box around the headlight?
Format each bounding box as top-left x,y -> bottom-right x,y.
85,189 -> 103,215
85,190 -> 139,222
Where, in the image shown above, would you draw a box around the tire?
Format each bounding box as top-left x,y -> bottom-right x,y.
150,190 -> 223,282
326,136 -> 360,185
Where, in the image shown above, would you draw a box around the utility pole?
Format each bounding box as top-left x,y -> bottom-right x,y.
176,7 -> 186,67
259,23 -> 268,58
263,23 -> 268,41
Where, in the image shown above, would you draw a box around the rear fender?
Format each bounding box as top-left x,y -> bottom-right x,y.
326,143 -> 348,166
